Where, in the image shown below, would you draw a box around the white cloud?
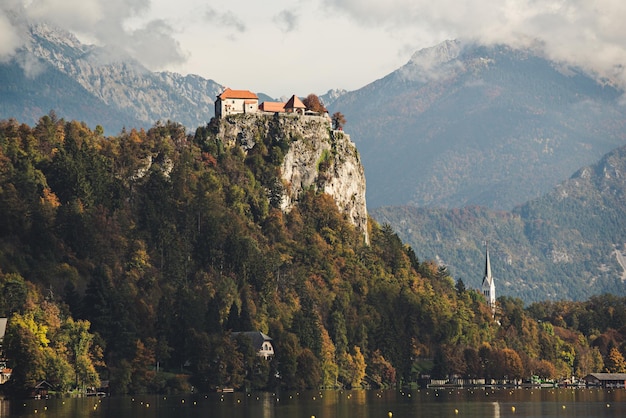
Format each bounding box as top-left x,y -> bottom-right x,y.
1,0 -> 185,70
274,9 -> 299,33
321,0 -> 626,84
0,0 -> 29,61
0,10 -> 24,61
205,7 -> 247,34
4,0 -> 626,95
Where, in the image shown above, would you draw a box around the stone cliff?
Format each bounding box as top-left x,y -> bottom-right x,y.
216,114 -> 369,243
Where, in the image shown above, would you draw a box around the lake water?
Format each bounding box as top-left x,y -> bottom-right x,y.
3,387 -> 626,418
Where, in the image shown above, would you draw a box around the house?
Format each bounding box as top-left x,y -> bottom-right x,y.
259,95 -> 307,115
284,95 -> 306,114
31,380 -> 54,398
231,331 -> 274,359
215,88 -> 259,118
584,373 -> 626,388
0,367 -> 11,384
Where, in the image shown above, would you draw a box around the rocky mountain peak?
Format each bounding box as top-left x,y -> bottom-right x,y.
17,23 -> 223,133
400,39 -> 464,82
29,22 -> 84,50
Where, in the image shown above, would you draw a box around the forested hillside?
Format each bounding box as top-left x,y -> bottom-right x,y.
372,143 -> 626,302
1,115 -> 625,396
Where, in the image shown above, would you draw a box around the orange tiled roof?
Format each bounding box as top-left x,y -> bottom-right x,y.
285,95 -> 306,109
218,88 -> 259,100
259,102 -> 286,112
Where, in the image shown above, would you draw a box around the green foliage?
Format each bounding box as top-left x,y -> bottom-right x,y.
3,296 -> 102,396
1,116 -> 626,395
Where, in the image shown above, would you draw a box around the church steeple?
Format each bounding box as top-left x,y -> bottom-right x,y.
482,243 -> 496,314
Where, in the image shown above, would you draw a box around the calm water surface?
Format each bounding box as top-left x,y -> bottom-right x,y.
3,387 -> 626,418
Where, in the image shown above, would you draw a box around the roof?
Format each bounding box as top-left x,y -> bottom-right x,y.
259,102 -> 286,112
585,373 -> 626,381
218,88 -> 258,100
34,380 -> 54,389
231,331 -> 272,351
285,95 -> 306,109
482,247 -> 493,286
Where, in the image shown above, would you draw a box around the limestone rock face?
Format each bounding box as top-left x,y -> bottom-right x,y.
216,114 -> 368,243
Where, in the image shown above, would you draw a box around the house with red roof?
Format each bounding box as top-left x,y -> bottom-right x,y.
215,88 -> 259,118
216,89 -> 325,119
258,94 -> 307,115
284,95 -> 306,114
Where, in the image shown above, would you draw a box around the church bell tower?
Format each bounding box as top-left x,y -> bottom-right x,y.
482,244 -> 496,315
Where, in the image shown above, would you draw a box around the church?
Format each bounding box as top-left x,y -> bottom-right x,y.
481,245 -> 496,315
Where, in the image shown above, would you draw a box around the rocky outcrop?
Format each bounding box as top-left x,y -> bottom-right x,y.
216,114 -> 369,243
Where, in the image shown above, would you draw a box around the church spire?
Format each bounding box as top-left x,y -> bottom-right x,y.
484,243 -> 492,280
482,243 -> 496,315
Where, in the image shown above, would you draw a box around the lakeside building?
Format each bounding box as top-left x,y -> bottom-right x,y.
584,373 -> 626,388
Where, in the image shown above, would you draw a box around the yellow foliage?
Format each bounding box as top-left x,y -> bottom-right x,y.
40,187 -> 61,208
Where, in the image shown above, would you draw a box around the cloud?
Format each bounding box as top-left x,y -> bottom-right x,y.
124,20 -> 187,69
0,0 -> 186,70
0,1 -> 29,61
15,51 -> 46,78
205,7 -> 246,34
322,0 -> 626,85
0,14 -> 22,61
274,9 -> 299,33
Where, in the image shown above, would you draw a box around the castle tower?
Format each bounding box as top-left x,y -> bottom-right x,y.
482,244 -> 496,314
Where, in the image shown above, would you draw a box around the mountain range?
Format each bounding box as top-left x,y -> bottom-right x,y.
3,25 -> 626,302
326,40 -> 626,210
1,24 -> 223,134
373,142 -> 626,302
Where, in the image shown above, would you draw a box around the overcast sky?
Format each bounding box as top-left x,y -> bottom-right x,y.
2,0 -> 626,98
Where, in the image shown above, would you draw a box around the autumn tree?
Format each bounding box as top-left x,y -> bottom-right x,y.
368,349 -> 396,388
332,112 -> 346,130
302,94 -> 325,113
4,313 -> 48,394
4,304 -> 102,395
502,348 -> 524,379
339,346 -> 366,388
605,347 -> 626,373
59,318 -> 101,390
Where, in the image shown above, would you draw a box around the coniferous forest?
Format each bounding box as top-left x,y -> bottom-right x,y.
1,114 -> 626,397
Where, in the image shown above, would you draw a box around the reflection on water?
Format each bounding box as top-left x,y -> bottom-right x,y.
4,387 -> 626,418
492,401 -> 501,418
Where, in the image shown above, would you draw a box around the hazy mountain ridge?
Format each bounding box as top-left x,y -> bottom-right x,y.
4,24 -> 224,133
372,143 -> 626,302
329,41 -> 626,210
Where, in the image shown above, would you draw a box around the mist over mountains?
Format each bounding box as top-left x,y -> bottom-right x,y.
1,24 -> 222,134
327,40 -> 626,210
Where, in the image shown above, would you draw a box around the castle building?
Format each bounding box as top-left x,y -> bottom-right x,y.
482,245 -> 496,314
215,88 -> 259,118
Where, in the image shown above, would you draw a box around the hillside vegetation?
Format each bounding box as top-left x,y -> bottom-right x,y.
1,115 -> 626,396
373,144 -> 626,302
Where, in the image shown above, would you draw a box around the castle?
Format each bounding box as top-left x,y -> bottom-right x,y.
214,88 -> 328,119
